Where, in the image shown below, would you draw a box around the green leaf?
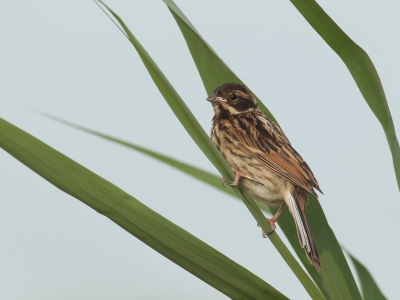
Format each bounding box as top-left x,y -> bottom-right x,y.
289,0 -> 400,191
40,112 -> 273,213
0,117 -> 288,300
345,250 -> 387,300
95,1 -> 324,299
162,0 -> 278,126
40,113 -> 237,199
163,1 -> 361,299
42,114 -> 390,300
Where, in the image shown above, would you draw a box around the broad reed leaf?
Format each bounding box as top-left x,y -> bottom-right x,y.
164,1 -> 361,299
42,112 -> 274,214
96,1 -> 324,299
0,118 -> 288,300
41,113 -> 237,200
162,0 -> 278,124
345,250 -> 387,300
290,0 -> 400,191
43,113 -> 386,300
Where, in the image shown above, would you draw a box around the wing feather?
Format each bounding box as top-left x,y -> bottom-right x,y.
230,112 -> 322,196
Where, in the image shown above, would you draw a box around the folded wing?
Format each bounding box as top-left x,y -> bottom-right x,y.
230,113 -> 322,196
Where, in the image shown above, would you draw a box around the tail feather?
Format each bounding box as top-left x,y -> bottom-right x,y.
286,192 -> 321,271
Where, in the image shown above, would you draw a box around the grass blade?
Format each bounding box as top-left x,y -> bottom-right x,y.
43,113 -> 388,300
345,250 -> 387,300
40,112 -> 274,212
41,112 -> 236,199
163,1 -> 361,299
290,0 -> 400,191
162,0 -> 277,125
95,1 -> 324,299
0,117 -> 288,300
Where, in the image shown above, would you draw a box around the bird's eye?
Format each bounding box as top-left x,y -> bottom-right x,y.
230,93 -> 238,100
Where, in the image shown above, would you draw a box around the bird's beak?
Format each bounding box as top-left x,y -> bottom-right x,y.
206,94 -> 227,103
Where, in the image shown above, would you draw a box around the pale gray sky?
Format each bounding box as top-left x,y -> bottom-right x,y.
1,1 -> 399,299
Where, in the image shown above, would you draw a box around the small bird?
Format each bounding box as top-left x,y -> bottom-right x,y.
207,82 -> 322,270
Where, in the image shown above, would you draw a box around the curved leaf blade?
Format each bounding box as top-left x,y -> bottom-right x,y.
163,1 -> 361,299
0,118 -> 288,300
40,113 -> 237,199
345,250 -> 387,300
95,1 -> 324,299
289,0 -> 400,191
40,112 -> 275,213
160,1 -> 278,125
42,113 -> 388,300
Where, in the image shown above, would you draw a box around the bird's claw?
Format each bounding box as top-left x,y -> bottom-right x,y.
221,178 -> 235,187
262,228 -> 276,238
221,178 -> 229,187
258,219 -> 277,238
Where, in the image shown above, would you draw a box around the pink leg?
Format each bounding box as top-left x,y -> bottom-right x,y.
222,169 -> 257,187
262,204 -> 287,238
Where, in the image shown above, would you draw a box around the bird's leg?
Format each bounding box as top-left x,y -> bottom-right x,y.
261,204 -> 287,238
222,168 -> 257,187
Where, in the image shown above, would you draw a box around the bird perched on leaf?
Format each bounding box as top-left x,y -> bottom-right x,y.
207,83 -> 322,271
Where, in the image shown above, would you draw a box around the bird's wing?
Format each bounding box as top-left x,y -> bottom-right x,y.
230,113 -> 322,196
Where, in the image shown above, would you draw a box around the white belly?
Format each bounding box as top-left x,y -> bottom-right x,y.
242,178 -> 285,207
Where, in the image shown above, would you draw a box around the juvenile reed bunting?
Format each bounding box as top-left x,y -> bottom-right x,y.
207,83 -> 322,270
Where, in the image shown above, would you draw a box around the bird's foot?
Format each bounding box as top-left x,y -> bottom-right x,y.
259,204 -> 286,238
261,219 -> 277,238
221,178 -> 230,187
222,169 -> 241,187
222,169 -> 255,188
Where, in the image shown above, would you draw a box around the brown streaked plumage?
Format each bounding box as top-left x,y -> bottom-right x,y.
207,82 -> 322,271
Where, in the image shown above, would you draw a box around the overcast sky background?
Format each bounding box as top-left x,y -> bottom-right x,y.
1,1 -> 399,299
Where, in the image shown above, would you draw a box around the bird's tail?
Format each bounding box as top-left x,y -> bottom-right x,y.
285,192 -> 321,271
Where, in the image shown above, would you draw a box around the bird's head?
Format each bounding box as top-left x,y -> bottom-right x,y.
207,83 -> 258,118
